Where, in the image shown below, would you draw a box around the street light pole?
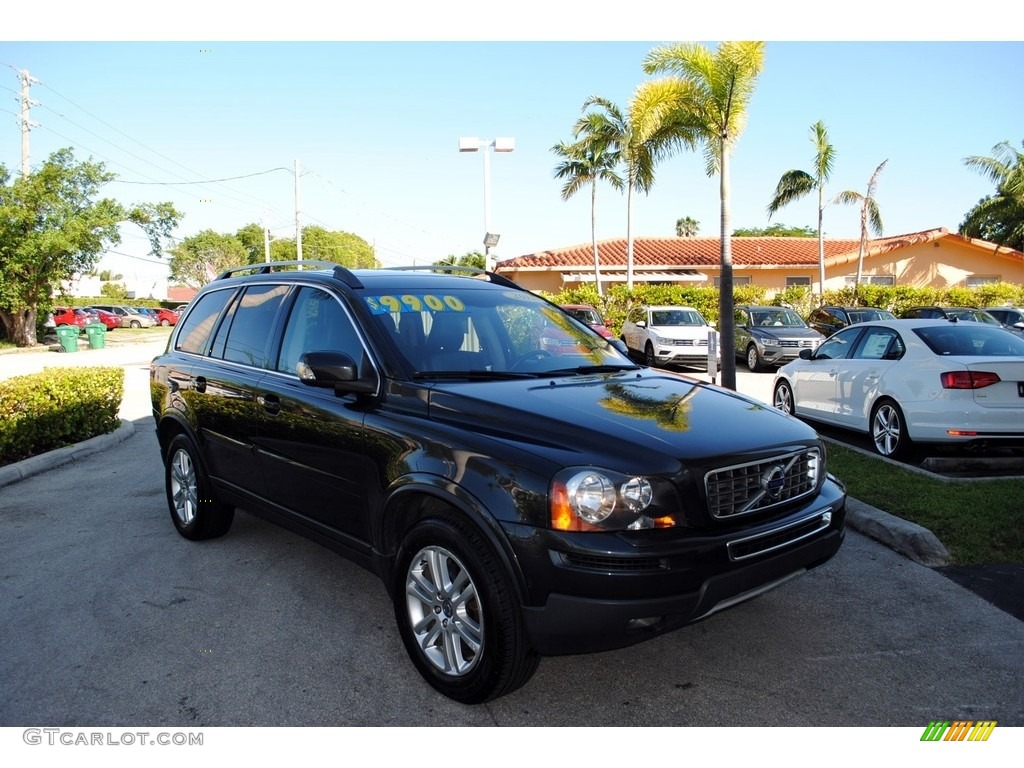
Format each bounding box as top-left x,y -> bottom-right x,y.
459,136 -> 514,272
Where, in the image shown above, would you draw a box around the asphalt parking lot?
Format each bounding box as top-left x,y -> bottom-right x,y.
1,338 -> 1023,726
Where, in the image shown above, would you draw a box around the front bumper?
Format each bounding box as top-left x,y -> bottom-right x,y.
506,476 -> 846,655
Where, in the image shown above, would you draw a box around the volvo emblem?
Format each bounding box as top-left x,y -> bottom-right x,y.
761,465 -> 787,498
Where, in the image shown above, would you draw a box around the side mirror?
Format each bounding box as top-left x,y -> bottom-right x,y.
635,320 -> 646,328
799,348 -> 814,360
610,338 -> 629,356
297,351 -> 378,395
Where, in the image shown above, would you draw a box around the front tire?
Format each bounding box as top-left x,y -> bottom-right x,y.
746,344 -> 763,372
393,512 -> 539,703
871,399 -> 911,458
645,342 -> 658,368
773,380 -> 795,415
164,433 -> 234,540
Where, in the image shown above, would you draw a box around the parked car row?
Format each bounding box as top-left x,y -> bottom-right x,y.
46,304 -> 181,331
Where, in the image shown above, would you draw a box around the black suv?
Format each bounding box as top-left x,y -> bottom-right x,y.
807,306 -> 897,337
151,262 -> 846,703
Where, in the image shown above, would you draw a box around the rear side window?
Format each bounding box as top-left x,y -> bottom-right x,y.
217,285 -> 291,368
175,289 -> 235,355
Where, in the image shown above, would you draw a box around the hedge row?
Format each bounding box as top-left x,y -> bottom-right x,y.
548,282 -> 1024,336
0,367 -> 124,466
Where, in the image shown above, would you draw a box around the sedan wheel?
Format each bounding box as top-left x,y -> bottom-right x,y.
130,320 -> 141,328
871,400 -> 911,458
773,380 -> 794,415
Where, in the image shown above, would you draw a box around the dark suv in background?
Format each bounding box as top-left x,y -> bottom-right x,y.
807,306 -> 896,337
151,262 -> 846,703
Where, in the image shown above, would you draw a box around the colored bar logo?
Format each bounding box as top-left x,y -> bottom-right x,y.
921,721 -> 997,741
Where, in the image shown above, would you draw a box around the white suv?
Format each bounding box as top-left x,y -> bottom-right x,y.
620,305 -> 719,369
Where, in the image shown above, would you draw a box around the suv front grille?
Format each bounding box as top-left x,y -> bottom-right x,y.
705,449 -> 820,519
779,339 -> 816,348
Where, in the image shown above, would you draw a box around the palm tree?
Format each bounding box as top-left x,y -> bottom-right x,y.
766,120 -> 836,300
676,216 -> 700,237
836,159 -> 887,301
579,85 -> 696,289
960,140 -> 1024,251
552,114 -> 624,296
642,41 -> 766,391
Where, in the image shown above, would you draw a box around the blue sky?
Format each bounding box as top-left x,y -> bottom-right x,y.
2,19 -> 1023,286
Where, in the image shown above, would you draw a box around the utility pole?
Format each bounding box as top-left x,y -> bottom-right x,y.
19,69 -> 38,178
294,158 -> 303,265
263,205 -> 271,262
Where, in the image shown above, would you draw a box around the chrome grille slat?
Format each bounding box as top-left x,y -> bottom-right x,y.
705,449 -> 819,518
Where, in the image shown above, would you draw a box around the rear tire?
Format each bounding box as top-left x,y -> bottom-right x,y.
164,433 -> 234,540
393,512 -> 539,703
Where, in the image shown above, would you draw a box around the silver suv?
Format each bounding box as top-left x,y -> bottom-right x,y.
89,304 -> 157,328
734,305 -> 824,372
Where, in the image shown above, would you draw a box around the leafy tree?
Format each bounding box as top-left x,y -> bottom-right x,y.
435,252 -> 485,270
580,86 -> 696,289
766,120 -> 836,297
168,230 -> 250,289
0,148 -> 181,346
959,140 -> 1024,251
97,269 -> 124,281
732,224 -> 817,237
235,222 -> 270,263
836,159 -> 887,300
675,216 -> 700,237
100,282 -> 129,299
300,225 -> 378,268
552,111 -> 624,296
643,40 -> 766,391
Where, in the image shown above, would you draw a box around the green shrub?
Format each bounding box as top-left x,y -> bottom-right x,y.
0,367 -> 124,466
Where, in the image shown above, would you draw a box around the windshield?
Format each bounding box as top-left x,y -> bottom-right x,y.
915,325 -> 1024,356
946,309 -> 1001,326
565,307 -> 601,325
848,309 -> 896,324
365,289 -> 635,376
750,309 -> 806,327
651,309 -> 707,326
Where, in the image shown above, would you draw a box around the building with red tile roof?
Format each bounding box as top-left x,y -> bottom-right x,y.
494,228 -> 1023,295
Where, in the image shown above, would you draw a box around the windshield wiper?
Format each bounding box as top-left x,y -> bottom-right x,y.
412,370 -> 539,381
546,364 -> 642,375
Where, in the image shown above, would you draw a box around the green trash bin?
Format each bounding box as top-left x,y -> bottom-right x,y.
55,325 -> 80,353
85,323 -> 107,350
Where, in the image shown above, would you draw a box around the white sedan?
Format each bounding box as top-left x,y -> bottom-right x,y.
772,318 -> 1024,457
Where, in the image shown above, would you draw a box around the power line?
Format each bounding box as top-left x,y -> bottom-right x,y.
115,167 -> 292,185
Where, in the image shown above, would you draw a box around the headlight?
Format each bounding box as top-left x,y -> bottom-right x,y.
551,468 -> 676,532
761,337 -> 781,347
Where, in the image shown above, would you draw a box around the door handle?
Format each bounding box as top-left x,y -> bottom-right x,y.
258,393 -> 281,415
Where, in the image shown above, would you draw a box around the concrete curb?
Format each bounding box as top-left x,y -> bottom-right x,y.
0,419 -> 136,489
845,497 -> 952,567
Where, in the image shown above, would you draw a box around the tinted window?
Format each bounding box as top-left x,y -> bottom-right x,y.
220,284 -> 291,368
813,328 -> 859,359
175,289 -> 235,355
915,326 -> 1024,357
277,287 -> 363,375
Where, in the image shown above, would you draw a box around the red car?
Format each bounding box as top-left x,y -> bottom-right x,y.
84,307 -> 123,330
154,308 -> 179,326
560,304 -> 615,339
52,307 -> 96,329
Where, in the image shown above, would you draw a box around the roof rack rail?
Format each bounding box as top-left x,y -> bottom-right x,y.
380,264 -> 521,291
213,261 -> 364,289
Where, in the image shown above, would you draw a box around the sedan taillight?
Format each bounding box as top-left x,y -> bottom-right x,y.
940,371 -> 1001,389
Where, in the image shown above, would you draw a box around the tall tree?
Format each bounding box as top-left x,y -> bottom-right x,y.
675,216 -> 700,237
581,84 -> 696,290
959,140 -> 1024,251
435,252 -> 485,270
642,41 -> 766,391
168,230 -> 250,289
0,148 -> 181,346
552,111 -> 624,296
766,120 -> 836,300
836,160 -> 888,301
